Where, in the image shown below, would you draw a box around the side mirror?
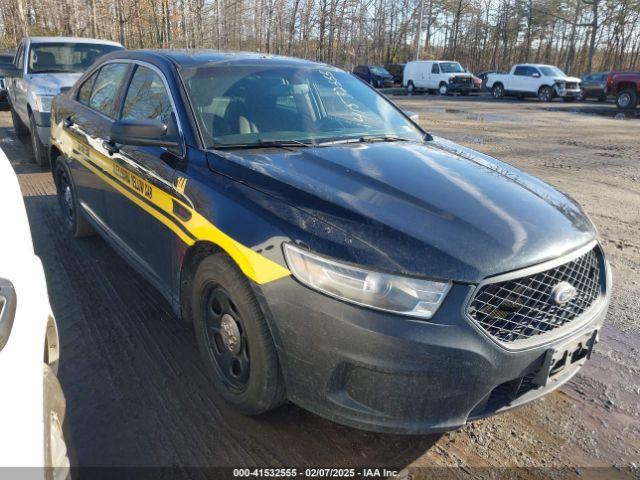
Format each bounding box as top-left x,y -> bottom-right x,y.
110,119 -> 179,148
532,72 -> 541,78
404,110 -> 420,123
0,66 -> 19,78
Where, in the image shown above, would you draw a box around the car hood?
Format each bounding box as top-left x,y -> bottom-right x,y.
207,137 -> 596,283
26,73 -> 83,95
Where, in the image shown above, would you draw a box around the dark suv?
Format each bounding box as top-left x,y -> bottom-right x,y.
49,50 -> 610,434
352,65 -> 394,88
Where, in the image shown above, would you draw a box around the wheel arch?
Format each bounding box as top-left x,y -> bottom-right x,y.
49,145 -> 62,175
615,81 -> 636,93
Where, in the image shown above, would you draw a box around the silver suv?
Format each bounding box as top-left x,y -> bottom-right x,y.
1,37 -> 122,166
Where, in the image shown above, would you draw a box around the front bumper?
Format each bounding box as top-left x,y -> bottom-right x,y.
448,82 -> 473,93
556,88 -> 582,98
255,261 -> 611,434
33,111 -> 51,146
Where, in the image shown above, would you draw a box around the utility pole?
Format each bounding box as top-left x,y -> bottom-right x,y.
416,0 -> 424,60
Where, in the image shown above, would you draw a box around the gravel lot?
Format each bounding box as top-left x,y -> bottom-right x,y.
1,96 -> 638,478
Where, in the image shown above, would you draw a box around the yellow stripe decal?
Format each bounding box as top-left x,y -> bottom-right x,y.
63,132 -> 291,284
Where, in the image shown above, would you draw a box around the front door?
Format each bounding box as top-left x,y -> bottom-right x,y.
104,63 -> 184,292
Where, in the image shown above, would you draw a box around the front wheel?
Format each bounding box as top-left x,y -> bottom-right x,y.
492,84 -> 504,99
538,86 -> 554,102
192,254 -> 286,415
616,89 -> 637,110
438,83 -> 449,95
29,113 -> 49,167
11,106 -> 29,137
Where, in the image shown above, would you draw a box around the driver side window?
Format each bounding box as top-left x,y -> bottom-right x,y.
431,64 -> 440,74
121,65 -> 175,127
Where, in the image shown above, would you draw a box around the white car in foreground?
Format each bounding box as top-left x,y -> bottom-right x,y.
486,64 -> 582,102
0,148 -> 70,479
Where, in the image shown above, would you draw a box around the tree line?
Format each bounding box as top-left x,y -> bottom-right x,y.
1,0 -> 639,75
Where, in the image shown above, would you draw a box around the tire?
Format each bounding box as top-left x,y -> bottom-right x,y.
44,364 -> 72,480
29,113 -> 49,167
438,82 -> 448,95
538,85 -> 554,102
191,253 -> 286,415
492,83 -> 504,99
11,106 -> 29,137
406,81 -> 415,94
54,158 -> 95,238
616,89 -> 637,110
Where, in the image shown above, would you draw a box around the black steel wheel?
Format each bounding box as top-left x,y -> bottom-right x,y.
192,254 -> 286,414
202,285 -> 250,391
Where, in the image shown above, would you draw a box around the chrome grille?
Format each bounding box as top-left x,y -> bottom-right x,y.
468,247 -> 601,344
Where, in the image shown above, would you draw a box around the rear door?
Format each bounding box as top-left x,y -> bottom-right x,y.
511,65 -> 527,92
62,62 -> 131,224
104,63 -> 184,291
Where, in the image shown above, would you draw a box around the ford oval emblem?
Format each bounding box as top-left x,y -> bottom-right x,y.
551,281 -> 577,305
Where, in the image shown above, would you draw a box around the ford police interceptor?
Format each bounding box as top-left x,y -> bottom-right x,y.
49,50 -> 611,434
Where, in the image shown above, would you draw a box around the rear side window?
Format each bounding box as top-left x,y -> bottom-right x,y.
88,63 -> 129,117
431,63 -> 440,74
514,66 -> 527,76
78,71 -> 99,105
121,65 -> 174,124
527,67 -> 540,77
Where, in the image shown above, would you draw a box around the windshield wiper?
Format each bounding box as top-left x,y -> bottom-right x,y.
213,138 -> 316,150
316,135 -> 416,146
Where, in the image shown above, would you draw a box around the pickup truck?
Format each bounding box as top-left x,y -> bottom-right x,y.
0,37 -> 122,166
486,64 -> 581,102
606,71 -> 640,110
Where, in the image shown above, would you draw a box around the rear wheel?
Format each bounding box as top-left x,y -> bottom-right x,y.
10,106 -> 28,137
29,112 -> 49,167
538,85 -> 554,102
492,83 -> 504,99
54,158 -> 95,238
616,89 -> 637,110
192,254 -> 286,414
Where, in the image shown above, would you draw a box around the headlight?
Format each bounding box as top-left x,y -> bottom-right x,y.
34,94 -> 54,112
0,279 -> 16,352
283,244 -> 451,319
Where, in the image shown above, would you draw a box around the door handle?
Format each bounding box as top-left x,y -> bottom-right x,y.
102,139 -> 119,155
62,117 -> 73,128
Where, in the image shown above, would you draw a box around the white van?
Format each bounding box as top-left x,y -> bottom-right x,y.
403,60 -> 473,95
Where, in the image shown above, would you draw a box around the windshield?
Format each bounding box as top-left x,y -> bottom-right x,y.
439,62 -> 464,73
369,66 -> 390,76
539,66 -> 566,77
28,43 -> 121,74
182,65 -> 425,148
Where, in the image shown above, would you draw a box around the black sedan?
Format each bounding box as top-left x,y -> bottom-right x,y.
352,64 -> 394,88
49,50 -> 611,434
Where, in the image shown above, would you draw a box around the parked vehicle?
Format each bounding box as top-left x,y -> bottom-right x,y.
0,37 -> 123,167
0,148 -> 70,477
384,63 -> 405,84
471,74 -> 482,92
0,51 -> 14,108
50,50 -> 610,434
486,64 -> 581,102
403,60 -> 473,95
606,71 -> 640,110
579,72 -> 608,101
352,65 -> 394,88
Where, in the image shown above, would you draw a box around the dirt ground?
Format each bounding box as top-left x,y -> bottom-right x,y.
1,95 -> 639,479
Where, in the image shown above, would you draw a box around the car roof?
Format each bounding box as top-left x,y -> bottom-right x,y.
106,49 -> 334,70
25,36 -> 123,47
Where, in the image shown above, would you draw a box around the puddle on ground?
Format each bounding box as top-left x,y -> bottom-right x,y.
420,107 -> 514,122
544,106 -> 640,120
